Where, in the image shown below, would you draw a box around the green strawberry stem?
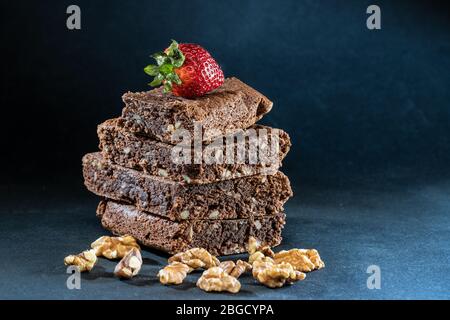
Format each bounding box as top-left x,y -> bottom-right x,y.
144,40 -> 185,92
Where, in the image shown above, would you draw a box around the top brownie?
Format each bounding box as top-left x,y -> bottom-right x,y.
120,77 -> 273,144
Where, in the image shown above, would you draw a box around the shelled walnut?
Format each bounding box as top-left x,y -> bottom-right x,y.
304,249 -> 325,269
248,236 -> 260,254
249,251 -> 269,264
114,247 -> 142,279
196,267 -> 241,293
252,260 -> 305,288
248,241 -> 275,265
218,260 -> 236,274
219,260 -> 252,278
91,235 -> 140,259
64,249 -> 97,272
168,248 -> 220,270
158,262 -> 192,285
274,249 -> 325,272
247,236 -> 275,257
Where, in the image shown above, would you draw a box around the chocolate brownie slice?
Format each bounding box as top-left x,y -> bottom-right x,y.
120,77 -> 273,144
98,118 -> 291,184
97,201 -> 285,255
83,152 -> 292,221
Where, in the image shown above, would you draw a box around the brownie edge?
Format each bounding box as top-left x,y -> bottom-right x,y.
83,152 -> 292,221
98,118 -> 291,184
121,77 -> 273,144
97,201 -> 285,256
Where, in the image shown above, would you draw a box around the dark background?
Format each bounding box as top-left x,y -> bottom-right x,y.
1,0 -> 449,299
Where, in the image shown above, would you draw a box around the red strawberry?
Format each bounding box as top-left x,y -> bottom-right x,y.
144,40 -> 224,98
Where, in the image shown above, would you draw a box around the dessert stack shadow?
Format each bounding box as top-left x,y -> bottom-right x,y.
82,77 -> 293,256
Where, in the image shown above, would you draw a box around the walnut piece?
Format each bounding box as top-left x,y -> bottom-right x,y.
64,249 -> 97,272
218,260 -> 235,274
249,251 -> 266,264
274,249 -> 325,272
260,246 -> 275,258
196,267 -> 241,293
219,260 -> 252,278
247,236 -> 275,257
168,248 -> 220,270
252,260 -> 305,288
114,247 -> 142,279
91,235 -> 140,259
231,260 -> 252,278
248,237 -> 275,265
158,262 -> 191,285
248,236 -> 259,254
247,237 -> 312,288
304,249 -> 326,269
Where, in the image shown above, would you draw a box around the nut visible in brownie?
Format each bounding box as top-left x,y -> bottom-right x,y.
96,201 -> 285,256
98,118 -> 291,184
120,77 -> 273,144
83,152 -> 292,221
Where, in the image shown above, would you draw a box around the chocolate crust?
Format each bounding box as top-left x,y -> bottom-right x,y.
98,118 -> 291,184
82,152 -> 292,221
120,77 -> 273,144
97,200 -> 285,255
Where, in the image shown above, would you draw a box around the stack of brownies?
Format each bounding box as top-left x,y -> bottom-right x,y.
82,77 -> 293,255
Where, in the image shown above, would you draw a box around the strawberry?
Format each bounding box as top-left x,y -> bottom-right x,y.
144,40 -> 224,98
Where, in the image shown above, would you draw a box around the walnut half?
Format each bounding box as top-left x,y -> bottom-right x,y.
91,235 -> 140,259
64,249 -> 97,272
219,260 -> 252,278
252,260 -> 305,288
248,236 -> 275,257
274,249 -> 325,272
114,247 -> 142,279
168,248 -> 220,270
196,267 -> 241,293
158,262 -> 191,285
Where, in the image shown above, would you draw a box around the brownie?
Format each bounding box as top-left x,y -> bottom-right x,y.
97,201 -> 285,255
120,77 -> 273,144
98,118 -> 291,184
83,152 -> 292,221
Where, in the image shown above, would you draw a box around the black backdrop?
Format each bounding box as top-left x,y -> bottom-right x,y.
1,0 -> 450,301
2,0 -> 450,188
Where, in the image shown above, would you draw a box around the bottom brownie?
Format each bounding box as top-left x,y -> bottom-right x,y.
97,200 -> 285,256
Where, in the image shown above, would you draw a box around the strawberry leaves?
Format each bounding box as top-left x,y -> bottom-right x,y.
143,65 -> 159,76
144,40 -> 185,92
165,40 -> 185,67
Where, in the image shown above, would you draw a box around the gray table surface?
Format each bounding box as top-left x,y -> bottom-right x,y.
1,174 -> 449,300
